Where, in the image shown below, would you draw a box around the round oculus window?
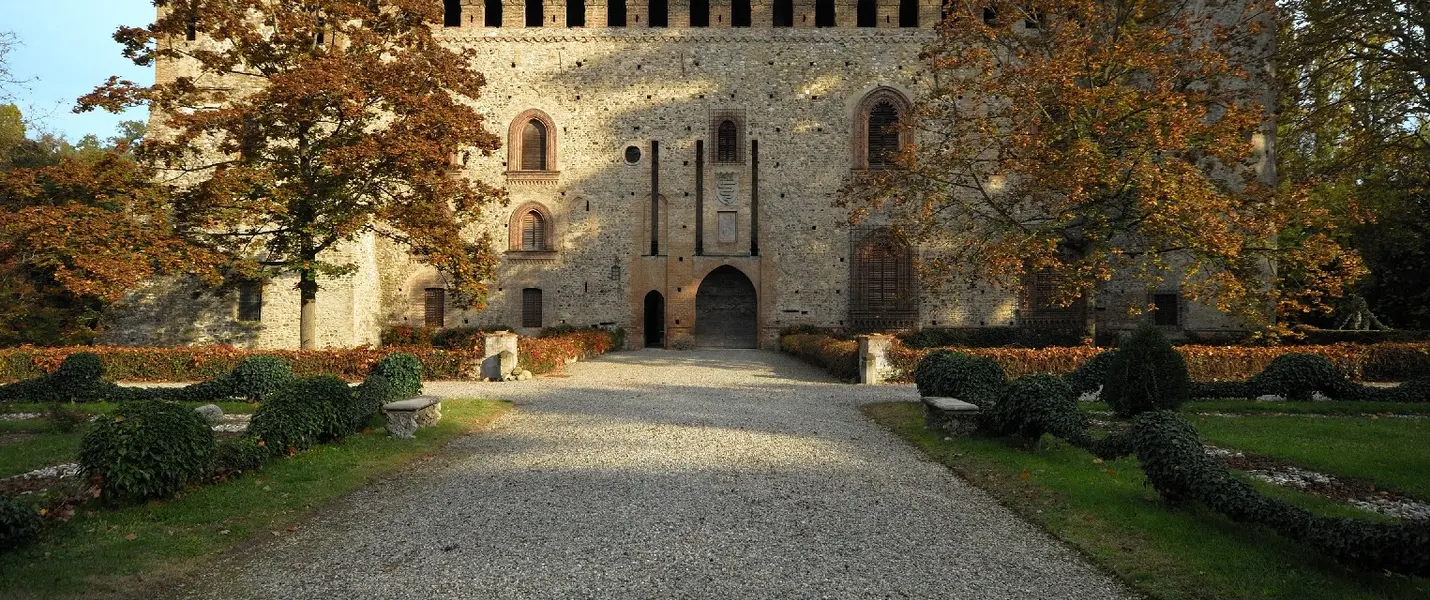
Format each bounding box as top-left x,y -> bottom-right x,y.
624,146 -> 642,164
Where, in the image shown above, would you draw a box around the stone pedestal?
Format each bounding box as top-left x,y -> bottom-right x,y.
482,332 -> 520,380
856,333 -> 894,384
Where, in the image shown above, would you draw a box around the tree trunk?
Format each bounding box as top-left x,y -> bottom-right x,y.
299,266 -> 318,350
1083,286 -> 1098,346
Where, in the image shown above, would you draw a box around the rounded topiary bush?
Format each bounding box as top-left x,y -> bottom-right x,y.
0,494 -> 42,553
1392,377 -> 1430,403
350,373 -> 394,432
987,374 -> 1085,441
1250,353 -> 1355,401
212,437 -> 269,476
248,376 -> 348,455
228,355 -> 293,402
78,400 -> 216,503
1102,326 -> 1191,418
51,352 -> 108,402
1065,350 -> 1117,394
370,353 -> 422,400
913,350 -> 1007,408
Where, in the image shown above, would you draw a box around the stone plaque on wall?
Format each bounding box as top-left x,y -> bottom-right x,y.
718,211 -> 738,243
715,170 -> 739,206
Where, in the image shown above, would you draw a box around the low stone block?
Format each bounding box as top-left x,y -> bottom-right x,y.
922,396 -> 981,437
194,404 -> 224,423
382,396 -> 443,439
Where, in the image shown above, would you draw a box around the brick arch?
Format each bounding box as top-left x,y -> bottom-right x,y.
507,109 -> 559,181
508,201 -> 557,251
852,86 -> 914,170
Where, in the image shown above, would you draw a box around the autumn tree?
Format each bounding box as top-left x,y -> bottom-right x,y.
1278,0 -> 1430,328
0,107 -> 220,345
843,0 -> 1359,339
79,0 -> 504,348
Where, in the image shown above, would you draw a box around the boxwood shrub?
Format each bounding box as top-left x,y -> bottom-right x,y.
913,350 -> 1007,409
212,437 -> 269,477
986,374 -> 1086,441
227,355 -> 294,401
78,400 -> 216,503
369,353 -> 422,399
1064,350 -> 1116,394
1249,353 -> 1359,400
247,376 -> 348,455
1102,326 -> 1191,417
0,494 -> 41,554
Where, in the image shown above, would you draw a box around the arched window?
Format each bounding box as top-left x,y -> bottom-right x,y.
773,0 -> 793,26
568,0 -> 586,26
868,102 -> 900,168
856,0 -> 876,27
731,0 -> 751,26
690,0 -> 710,26
485,0 -> 503,26
608,0 -> 628,25
444,0 -> 462,27
815,0 -> 836,27
716,121 -> 738,163
508,202 -> 556,251
508,110 -> 558,180
526,0 -> 544,26
521,211 -> 547,250
854,88 -> 913,170
521,120 -> 547,171
649,0 -> 669,26
898,0 -> 918,26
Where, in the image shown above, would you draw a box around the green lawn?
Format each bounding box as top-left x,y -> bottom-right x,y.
0,398 -> 511,600
0,402 -> 260,478
864,402 -> 1429,600
1083,399 -> 1430,416
1190,413 -> 1430,499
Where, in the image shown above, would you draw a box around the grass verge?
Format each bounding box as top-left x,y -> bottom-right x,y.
1190,413 -> 1430,499
864,401 -> 1428,600
0,397 -> 511,600
1082,399 -> 1430,416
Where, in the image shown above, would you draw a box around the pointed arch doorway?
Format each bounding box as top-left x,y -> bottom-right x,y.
644,291 -> 666,348
695,266 -> 758,349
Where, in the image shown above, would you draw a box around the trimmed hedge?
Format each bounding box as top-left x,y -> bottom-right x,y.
776,334 -> 1430,384
958,369 -> 1430,577
78,400 -> 216,504
0,494 -> 41,554
1102,326 -> 1191,417
212,437 -> 268,477
779,334 -> 859,381
248,376 -> 349,456
518,329 -> 621,374
912,350 -> 1007,409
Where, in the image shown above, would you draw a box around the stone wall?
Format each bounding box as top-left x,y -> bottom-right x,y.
106,2 -> 1272,349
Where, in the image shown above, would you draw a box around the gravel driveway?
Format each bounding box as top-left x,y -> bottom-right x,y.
180,350 -> 1135,599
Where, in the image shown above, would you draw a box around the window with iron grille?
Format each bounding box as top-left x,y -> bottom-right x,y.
237,283 -> 263,322
868,102 -> 901,169
1152,292 -> 1181,327
849,227 -> 917,331
521,211 -> 547,250
716,120 -> 738,162
424,288 -> 446,328
522,288 -> 543,328
521,120 -> 547,171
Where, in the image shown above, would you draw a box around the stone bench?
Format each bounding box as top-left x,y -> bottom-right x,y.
922,397 -> 981,437
382,396 -> 442,439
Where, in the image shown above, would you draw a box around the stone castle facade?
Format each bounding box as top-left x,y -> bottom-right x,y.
105,0 -> 1262,350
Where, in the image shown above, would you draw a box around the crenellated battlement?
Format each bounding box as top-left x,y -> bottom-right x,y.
439,0 -> 942,29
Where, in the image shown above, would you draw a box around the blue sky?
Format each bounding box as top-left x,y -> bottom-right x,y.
3,0 -> 155,141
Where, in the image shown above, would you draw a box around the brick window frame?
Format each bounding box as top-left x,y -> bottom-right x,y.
507,109 -> 559,184
507,201 -> 557,255
852,87 -> 914,171
709,111 -> 746,164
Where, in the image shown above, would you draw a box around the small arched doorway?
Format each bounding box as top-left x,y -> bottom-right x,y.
644,291 -> 665,348
695,266 -> 758,348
